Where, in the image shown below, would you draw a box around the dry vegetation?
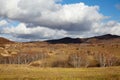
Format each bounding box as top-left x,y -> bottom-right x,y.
0,64 -> 120,80
0,35 -> 120,79
0,40 -> 120,68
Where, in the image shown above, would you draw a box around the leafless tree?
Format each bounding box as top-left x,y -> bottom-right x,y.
94,52 -> 119,67
68,53 -> 87,68
0,52 -> 48,64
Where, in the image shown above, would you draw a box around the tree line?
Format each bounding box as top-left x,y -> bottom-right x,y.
0,52 -> 48,64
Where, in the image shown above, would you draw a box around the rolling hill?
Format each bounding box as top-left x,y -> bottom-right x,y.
46,34 -> 120,44
0,37 -> 14,44
0,34 -> 120,68
46,37 -> 82,44
0,34 -> 120,44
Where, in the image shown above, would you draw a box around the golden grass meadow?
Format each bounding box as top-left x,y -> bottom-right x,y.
0,64 -> 120,80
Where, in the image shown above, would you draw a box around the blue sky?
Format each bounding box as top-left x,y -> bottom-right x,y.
62,0 -> 120,21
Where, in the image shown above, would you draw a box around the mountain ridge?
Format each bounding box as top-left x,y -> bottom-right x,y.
46,34 -> 120,44
0,34 -> 120,44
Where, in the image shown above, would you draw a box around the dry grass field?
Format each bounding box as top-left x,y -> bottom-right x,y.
0,64 -> 120,80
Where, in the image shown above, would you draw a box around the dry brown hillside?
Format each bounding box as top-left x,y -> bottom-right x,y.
0,37 -> 14,44
0,34 -> 120,68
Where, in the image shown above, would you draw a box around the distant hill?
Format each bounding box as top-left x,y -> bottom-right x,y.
46,37 -> 82,44
46,34 -> 120,44
84,34 -> 120,43
0,37 -> 14,44
0,34 -> 120,44
90,34 -> 120,40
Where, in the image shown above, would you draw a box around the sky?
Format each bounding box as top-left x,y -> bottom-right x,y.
0,0 -> 120,42
62,0 -> 120,21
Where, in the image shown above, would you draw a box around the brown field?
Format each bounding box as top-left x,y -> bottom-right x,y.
0,64 -> 120,80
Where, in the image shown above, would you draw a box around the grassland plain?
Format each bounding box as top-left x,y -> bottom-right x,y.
0,64 -> 120,80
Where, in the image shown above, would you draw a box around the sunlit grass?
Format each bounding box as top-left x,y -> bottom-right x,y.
0,64 -> 120,80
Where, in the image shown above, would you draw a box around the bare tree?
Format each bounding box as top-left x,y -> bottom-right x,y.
94,52 -> 119,67
0,52 -> 48,64
68,53 -> 87,68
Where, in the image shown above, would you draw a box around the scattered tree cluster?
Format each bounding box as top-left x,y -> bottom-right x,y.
0,53 -> 48,64
68,53 -> 87,68
94,52 -> 120,67
0,50 -> 120,68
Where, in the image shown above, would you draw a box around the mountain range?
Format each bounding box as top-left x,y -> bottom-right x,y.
46,34 -> 120,44
0,34 -> 120,44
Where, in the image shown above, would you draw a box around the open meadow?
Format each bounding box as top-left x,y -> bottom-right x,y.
0,64 -> 120,80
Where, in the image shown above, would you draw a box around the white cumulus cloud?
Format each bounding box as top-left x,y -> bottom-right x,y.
0,0 -> 104,31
